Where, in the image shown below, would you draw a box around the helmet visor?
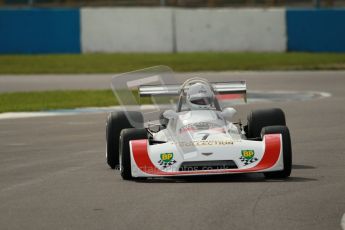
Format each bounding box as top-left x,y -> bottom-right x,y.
190,97 -> 212,105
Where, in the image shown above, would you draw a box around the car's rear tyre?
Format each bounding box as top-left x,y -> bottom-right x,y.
261,126 -> 292,179
106,111 -> 143,169
246,108 -> 286,138
119,128 -> 147,180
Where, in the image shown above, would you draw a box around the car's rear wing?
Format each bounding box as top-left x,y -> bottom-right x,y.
139,81 -> 247,102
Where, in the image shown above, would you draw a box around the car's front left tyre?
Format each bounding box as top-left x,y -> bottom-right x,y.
261,126 -> 292,179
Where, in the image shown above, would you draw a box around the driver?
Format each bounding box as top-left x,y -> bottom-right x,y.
186,82 -> 215,110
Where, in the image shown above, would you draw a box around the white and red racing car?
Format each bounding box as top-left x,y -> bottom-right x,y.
106,69 -> 292,180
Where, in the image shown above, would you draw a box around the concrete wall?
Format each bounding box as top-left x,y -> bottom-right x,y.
175,8 -> 286,52
287,9 -> 345,52
0,9 -> 80,54
80,8 -> 286,53
81,8 -> 174,52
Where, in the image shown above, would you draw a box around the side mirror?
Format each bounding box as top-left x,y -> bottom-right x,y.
148,124 -> 161,133
163,110 -> 178,120
221,107 -> 236,120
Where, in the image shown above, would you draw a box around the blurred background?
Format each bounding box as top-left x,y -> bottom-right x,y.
0,0 -> 344,8
1,0 -> 345,55
0,0 -> 345,111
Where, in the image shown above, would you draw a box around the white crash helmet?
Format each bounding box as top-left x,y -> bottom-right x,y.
186,82 -> 214,110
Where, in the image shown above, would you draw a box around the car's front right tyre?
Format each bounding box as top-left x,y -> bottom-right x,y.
119,128 -> 147,180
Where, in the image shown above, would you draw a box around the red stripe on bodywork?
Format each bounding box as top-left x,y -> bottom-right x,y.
131,134 -> 281,176
216,94 -> 244,100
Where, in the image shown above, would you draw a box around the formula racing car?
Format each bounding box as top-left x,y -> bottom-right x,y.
106,67 -> 292,180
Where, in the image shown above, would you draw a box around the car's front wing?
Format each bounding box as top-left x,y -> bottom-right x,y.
129,134 -> 283,177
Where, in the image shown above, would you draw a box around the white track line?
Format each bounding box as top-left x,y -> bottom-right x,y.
341,213 -> 345,230
0,112 -> 61,120
0,105 -> 168,120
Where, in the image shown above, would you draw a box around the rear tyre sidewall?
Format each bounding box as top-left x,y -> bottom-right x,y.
261,126 -> 292,179
247,108 -> 286,138
106,111 -> 143,169
119,128 -> 147,180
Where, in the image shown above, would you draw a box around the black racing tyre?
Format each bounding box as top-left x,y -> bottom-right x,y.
261,126 -> 292,179
119,128 -> 148,180
247,108 -> 286,138
106,111 -> 143,169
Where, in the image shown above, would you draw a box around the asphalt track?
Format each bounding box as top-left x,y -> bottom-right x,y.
0,70 -> 344,92
0,71 -> 344,230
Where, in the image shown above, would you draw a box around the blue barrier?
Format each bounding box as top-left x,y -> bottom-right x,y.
0,8 -> 80,54
1,8 -> 345,54
287,9 -> 345,52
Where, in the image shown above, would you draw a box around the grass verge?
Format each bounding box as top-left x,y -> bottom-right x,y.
0,90 -> 117,113
1,52 -> 345,74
